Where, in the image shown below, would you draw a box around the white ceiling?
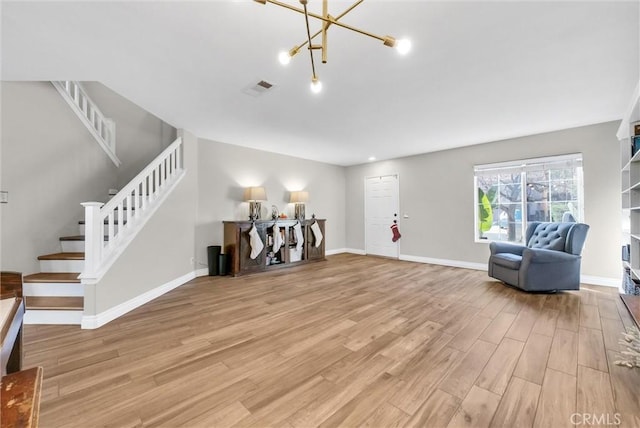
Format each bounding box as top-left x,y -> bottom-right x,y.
2,1 -> 639,166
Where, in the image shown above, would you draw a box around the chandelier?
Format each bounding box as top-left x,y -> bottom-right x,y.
254,0 -> 411,93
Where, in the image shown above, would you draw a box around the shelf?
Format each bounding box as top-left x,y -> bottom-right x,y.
631,234 -> 640,241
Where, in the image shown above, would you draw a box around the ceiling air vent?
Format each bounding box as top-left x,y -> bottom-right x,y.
242,79 -> 277,97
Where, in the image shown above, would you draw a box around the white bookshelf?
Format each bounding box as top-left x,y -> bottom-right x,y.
619,79 -> 640,300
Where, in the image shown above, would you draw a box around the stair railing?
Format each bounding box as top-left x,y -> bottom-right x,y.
51,81 -> 121,167
80,137 -> 184,283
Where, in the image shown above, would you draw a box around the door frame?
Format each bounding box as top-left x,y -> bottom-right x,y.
364,173 -> 400,258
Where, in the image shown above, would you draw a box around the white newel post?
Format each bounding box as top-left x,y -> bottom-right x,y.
81,202 -> 105,280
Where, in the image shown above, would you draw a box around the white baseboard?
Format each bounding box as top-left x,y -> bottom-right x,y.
326,248 -> 366,256
25,309 -> 83,325
399,254 -> 487,271
81,270 -> 196,329
580,275 -> 620,288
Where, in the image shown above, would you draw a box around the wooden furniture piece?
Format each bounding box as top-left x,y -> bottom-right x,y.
223,218 -> 326,276
618,79 -> 640,326
621,294 -> 640,328
1,366 -> 44,427
1,272 -> 25,375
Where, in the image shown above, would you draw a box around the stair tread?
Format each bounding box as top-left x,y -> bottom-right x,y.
37,252 -> 84,261
60,235 -> 108,241
24,273 -> 81,283
26,296 -> 83,310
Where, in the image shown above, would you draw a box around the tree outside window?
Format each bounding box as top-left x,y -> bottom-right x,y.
475,155 -> 583,243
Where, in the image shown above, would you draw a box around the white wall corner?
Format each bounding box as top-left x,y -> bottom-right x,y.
81,270 -> 196,329
326,248 -> 366,256
195,268 -> 209,277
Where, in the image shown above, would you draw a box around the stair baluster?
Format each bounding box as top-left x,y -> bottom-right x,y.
51,81 -> 120,167
80,137 -> 184,284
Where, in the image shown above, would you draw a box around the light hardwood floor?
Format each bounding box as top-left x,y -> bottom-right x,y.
23,254 -> 640,427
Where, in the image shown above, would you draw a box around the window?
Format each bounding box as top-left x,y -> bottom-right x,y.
474,154 -> 584,243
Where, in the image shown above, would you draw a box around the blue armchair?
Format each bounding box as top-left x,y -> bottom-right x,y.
488,222 -> 589,292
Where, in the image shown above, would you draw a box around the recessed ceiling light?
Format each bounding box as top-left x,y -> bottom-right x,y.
368,156 -> 376,161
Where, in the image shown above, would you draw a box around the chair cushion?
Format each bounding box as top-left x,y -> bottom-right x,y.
491,253 -> 522,270
527,222 -> 572,252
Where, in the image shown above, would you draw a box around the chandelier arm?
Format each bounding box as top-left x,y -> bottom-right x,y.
322,0 -> 328,63
265,0 -> 389,44
302,2 -> 317,80
288,0 -> 363,58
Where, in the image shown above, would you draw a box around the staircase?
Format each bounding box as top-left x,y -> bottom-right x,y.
22,136 -> 184,326
20,84 -> 185,326
23,251 -> 85,325
22,213 -> 124,324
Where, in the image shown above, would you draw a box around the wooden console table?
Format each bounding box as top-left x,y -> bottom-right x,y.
223,219 -> 326,276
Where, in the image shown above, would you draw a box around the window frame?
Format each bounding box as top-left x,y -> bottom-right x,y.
474,153 -> 584,244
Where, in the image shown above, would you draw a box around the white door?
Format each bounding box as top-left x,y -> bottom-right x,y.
365,175 -> 399,258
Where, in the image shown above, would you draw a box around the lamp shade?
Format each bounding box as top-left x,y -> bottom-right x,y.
290,191 -> 309,203
244,186 -> 267,201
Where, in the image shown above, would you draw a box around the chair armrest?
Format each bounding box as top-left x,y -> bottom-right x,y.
490,241 -> 526,256
522,248 -> 579,264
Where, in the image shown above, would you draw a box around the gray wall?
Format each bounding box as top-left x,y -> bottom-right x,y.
1,81 -> 118,273
195,138 -> 346,269
85,130 -> 198,316
1,81 -> 176,274
345,121 -> 621,282
82,82 -> 176,188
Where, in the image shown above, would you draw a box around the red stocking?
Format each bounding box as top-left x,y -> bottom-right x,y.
391,223 -> 401,242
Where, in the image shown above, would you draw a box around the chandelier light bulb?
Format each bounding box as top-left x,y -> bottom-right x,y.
310,78 -> 322,94
396,38 -> 412,55
278,51 -> 292,65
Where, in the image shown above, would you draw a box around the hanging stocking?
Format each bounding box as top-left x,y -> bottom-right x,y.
293,222 -> 304,251
391,223 -> 401,242
249,225 -> 264,259
310,221 -> 323,247
272,226 -> 283,254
